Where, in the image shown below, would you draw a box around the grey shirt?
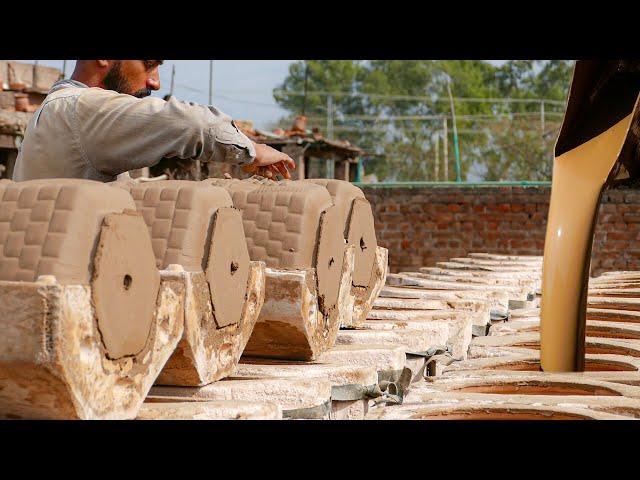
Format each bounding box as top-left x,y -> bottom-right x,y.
12,79 -> 256,182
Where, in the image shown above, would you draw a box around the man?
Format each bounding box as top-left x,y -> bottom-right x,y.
12,60 -> 294,182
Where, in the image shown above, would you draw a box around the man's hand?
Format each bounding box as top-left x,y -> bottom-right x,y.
242,143 -> 296,180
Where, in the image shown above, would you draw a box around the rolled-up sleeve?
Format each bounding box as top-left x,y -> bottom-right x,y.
74,88 -> 255,176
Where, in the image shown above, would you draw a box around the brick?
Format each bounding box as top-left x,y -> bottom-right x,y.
362,185 -> 640,272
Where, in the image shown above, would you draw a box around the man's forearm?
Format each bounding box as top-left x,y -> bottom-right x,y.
76,90 -> 256,176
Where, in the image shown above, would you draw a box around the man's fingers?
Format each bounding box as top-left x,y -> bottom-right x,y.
276,161 -> 291,179
282,155 -> 296,169
263,168 -> 275,179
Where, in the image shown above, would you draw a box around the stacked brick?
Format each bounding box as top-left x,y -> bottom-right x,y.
367,253 -> 640,420
5,176 -> 640,420
363,185 -> 640,277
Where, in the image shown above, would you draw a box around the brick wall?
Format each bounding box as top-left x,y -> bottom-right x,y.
361,184 -> 640,277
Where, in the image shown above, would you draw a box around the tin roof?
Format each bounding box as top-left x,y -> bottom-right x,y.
235,116 -> 363,157
0,61 -> 63,94
0,109 -> 32,137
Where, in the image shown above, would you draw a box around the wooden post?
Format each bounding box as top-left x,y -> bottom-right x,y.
446,81 -> 462,182
300,155 -> 306,180
33,61 -> 38,90
326,95 -> 335,178
170,64 -> 176,97
443,117 -> 449,182
434,134 -> 440,181
208,60 -> 213,105
282,144 -> 306,180
5,150 -> 17,179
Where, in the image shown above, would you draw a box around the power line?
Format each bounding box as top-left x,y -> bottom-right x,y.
273,90 -> 566,106
215,94 -> 285,108
175,82 -> 207,94
331,126 -> 491,135
282,112 -> 564,122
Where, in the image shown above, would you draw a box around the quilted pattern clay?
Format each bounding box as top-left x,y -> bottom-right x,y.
128,180 -> 250,328
0,178 -> 160,359
202,178 -> 346,316
0,179 -> 136,283
303,179 -> 378,288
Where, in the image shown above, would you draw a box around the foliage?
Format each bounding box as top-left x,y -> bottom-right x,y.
273,60 -> 573,181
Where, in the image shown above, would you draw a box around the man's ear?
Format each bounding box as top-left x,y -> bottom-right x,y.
97,60 -> 110,68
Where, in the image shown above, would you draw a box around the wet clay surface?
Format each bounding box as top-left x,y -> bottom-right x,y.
129,181 -> 233,270
203,179 -> 331,269
0,179 -> 135,283
129,181 -> 250,327
363,246 -> 640,420
91,211 -> 159,359
314,205 -> 345,316
450,382 -> 620,396
243,318 -> 312,359
303,179 -> 378,288
0,276 -> 184,419
409,409 -> 594,420
347,198 -> 378,287
482,358 -> 637,372
202,179 -> 346,317
205,207 -> 250,327
541,113 -> 635,371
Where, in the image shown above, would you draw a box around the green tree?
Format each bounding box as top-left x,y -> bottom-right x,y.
273,60 -> 573,181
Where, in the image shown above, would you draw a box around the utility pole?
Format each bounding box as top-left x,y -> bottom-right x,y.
540,100 -> 545,135
434,133 -> 439,181
443,117 -> 449,182
170,64 -> 176,97
33,60 -> 38,89
208,60 -> 214,105
326,94 -> 334,179
62,60 -> 67,79
446,81 -> 462,182
302,61 -> 309,116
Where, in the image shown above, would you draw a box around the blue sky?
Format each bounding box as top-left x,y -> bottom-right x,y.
22,60 -> 508,130
23,60 -> 295,129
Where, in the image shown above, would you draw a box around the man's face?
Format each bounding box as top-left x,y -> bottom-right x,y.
102,60 -> 163,98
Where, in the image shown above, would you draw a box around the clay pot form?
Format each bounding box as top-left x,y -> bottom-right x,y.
113,180 -> 265,386
8,81 -> 26,92
14,93 -> 29,112
292,115 -> 308,133
365,402 -> 629,420
0,179 -> 183,419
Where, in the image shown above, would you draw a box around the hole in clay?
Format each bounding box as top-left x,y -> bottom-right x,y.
123,274 -> 133,291
513,341 -> 640,358
586,326 -> 640,340
410,409 -> 592,420
452,382 -> 621,396
486,359 -> 636,372
329,257 -> 335,268
360,237 -> 367,251
230,261 -> 239,275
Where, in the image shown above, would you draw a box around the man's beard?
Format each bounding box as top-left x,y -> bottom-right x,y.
103,61 -> 152,98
